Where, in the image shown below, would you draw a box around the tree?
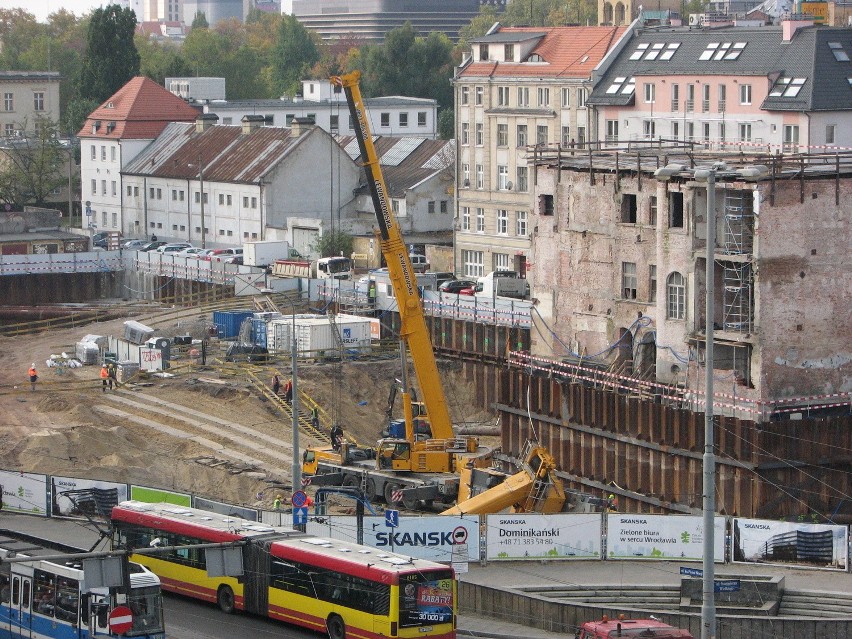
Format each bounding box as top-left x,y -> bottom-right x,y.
79,5 -> 140,103
457,5 -> 501,46
136,35 -> 191,85
438,108 -> 455,140
313,229 -> 353,259
63,97 -> 100,135
0,118 -> 69,209
191,11 -> 209,29
271,14 -> 319,97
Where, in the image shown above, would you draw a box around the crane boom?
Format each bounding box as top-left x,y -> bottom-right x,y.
333,71 -> 454,441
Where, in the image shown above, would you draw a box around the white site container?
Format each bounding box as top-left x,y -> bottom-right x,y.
293,315 -> 373,357
266,319 -> 293,354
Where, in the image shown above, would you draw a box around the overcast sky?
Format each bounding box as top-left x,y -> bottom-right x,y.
3,0 -> 109,23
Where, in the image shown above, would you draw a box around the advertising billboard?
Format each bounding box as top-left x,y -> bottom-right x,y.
485,513 -> 601,560
733,517 -> 848,571
606,514 -> 725,561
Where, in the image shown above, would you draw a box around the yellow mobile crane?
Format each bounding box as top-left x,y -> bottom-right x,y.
301,71 -> 492,508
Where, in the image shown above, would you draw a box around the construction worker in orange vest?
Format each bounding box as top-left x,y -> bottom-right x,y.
28,364 -> 38,391
100,365 -> 110,392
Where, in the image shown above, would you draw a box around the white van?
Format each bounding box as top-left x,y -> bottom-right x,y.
475,270 -> 529,299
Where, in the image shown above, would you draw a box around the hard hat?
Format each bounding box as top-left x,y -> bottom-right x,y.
32,363 -> 36,367
276,494 -> 282,498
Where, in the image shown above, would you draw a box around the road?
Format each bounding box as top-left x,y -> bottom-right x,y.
163,594 -> 317,639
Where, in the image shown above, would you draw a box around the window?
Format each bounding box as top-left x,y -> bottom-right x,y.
102,180 -> 107,195
461,206 -> 470,230
669,192 -> 684,228
536,125 -> 548,145
517,166 -> 528,192
497,123 -> 508,146
537,87 -> 550,107
462,250 -> 484,277
392,200 -> 400,214
428,201 -> 435,214
172,189 -> 178,201
577,88 -> 586,107
667,272 -> 686,319
539,194 -> 554,216
243,196 -> 249,207
102,211 -> 107,227
462,163 -> 470,186
494,253 -> 510,270
671,84 -> 679,111
622,262 -> 637,299
418,111 -> 426,126
399,112 -> 408,127
643,120 -> 655,140
251,197 -> 257,208
497,165 -> 509,190
461,86 -> 469,105
129,186 -> 134,197
134,186 -> 139,196
562,87 -> 571,107
112,212 -> 117,227
686,84 -> 695,112
101,146 -> 106,160
179,190 -> 184,201
702,84 -> 710,112
562,126 -> 571,146
91,179 -> 97,195
504,43 -> 514,60
480,44 -> 489,60
783,125 -> 800,153
111,181 -> 117,196
90,145 -> 96,160
672,121 -> 679,139
285,114 -> 295,126
3,93 -> 12,111
440,200 -> 448,214
475,86 -> 483,105
739,84 -> 752,105
476,164 -> 484,189
605,119 -> 619,142
517,87 -> 529,107
649,196 -> 658,226
461,122 -> 469,145
227,194 -> 232,205
517,124 -> 528,147
826,124 -> 836,145
380,113 -> 389,127
644,83 -> 655,103
475,207 -> 485,232
649,265 -> 657,303
498,86 -> 509,106
111,147 -> 116,161
475,123 -> 483,145
33,92 -> 44,111
497,209 -> 508,234
702,122 -> 711,147
718,84 -> 726,112
516,210 -> 527,236
686,122 -> 695,142
620,194 -> 637,223
330,115 -> 339,130
219,229 -> 225,236
577,126 -> 586,146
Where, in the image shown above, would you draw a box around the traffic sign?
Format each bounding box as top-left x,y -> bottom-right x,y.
680,566 -> 703,577
291,490 -> 308,507
715,579 -> 741,593
108,605 -> 133,635
293,506 -> 308,526
385,509 -> 399,528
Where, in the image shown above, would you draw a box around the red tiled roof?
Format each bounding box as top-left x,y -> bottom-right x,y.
459,26 -> 627,79
78,76 -> 200,140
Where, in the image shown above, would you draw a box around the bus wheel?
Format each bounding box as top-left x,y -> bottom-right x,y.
217,585 -> 235,614
327,614 -> 346,639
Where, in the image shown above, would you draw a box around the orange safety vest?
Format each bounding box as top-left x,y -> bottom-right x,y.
100,367 -> 109,379
28,368 -> 37,378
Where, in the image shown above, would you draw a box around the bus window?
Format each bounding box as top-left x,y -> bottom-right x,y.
54,576 -> 79,623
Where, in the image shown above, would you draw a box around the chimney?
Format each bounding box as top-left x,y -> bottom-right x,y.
782,14 -> 814,41
290,116 -> 315,138
241,114 -> 265,134
195,113 -> 218,132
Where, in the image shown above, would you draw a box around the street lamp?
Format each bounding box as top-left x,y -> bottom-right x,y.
281,297 -> 301,500
654,161 -> 767,639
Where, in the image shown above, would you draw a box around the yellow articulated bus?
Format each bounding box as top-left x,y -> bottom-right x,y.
111,501 -> 456,639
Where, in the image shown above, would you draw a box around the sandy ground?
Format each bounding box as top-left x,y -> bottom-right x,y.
0,306 -> 493,511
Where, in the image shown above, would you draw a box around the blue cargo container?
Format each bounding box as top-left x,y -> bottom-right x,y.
251,318 -> 268,348
212,310 -> 255,338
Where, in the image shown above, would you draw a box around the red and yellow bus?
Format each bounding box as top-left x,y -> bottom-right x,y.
111,501 -> 455,639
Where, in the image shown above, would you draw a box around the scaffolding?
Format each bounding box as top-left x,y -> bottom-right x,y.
719,190 -> 755,333
722,262 -> 754,333
722,190 -> 754,255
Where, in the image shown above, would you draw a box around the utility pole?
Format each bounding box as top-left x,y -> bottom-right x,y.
199,156 -> 206,249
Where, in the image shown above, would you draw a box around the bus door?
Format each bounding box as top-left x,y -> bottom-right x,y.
9,566 -> 34,638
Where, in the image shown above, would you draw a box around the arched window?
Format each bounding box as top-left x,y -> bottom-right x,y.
667,272 -> 686,319
604,3 -> 614,23
615,2 -> 626,25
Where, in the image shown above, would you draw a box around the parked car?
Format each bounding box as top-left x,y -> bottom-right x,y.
175,247 -> 209,258
409,253 -> 430,273
439,279 -> 476,294
223,255 -> 243,265
457,284 -> 478,296
139,241 -> 168,252
432,272 -> 455,287
122,239 -> 148,249
156,242 -> 193,254
204,248 -> 244,262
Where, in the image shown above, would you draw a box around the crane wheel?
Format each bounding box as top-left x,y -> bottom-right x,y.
364,478 -> 378,501
383,482 -> 401,505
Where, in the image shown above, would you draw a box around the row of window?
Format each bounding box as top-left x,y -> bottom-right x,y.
147,221 -> 258,239
638,82 -> 753,109
621,263 -> 686,320
461,122 -> 589,149
2,91 -> 45,112
221,111 -> 429,130
460,207 -> 527,236
90,145 -> 117,161
123,185 -> 258,209
603,120 -> 807,147
459,250 -> 513,277
461,164 -> 529,191
460,85 -> 588,109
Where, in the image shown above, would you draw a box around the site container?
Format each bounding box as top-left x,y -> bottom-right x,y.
124,320 -> 155,345
266,318 -> 293,353
293,315 -> 372,357
251,318 -> 268,348
212,310 -> 254,338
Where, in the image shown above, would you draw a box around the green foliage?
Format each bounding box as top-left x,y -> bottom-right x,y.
457,5 -> 501,46
63,97 -> 100,135
79,4 -> 140,103
272,14 -> 320,97
136,35 -> 191,85
438,108 -> 455,140
313,229 -> 354,259
191,11 -> 209,29
0,117 -> 69,209
500,0 -> 597,26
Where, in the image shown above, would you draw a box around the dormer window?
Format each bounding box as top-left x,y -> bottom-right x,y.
107,101 -> 114,108
480,44 -> 489,61
504,44 -> 514,61
528,54 -> 544,62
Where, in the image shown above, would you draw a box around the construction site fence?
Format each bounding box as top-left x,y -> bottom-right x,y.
2,467 -> 847,573
0,250 -> 124,277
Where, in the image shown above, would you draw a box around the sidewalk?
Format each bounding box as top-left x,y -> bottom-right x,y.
457,613 -> 566,639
